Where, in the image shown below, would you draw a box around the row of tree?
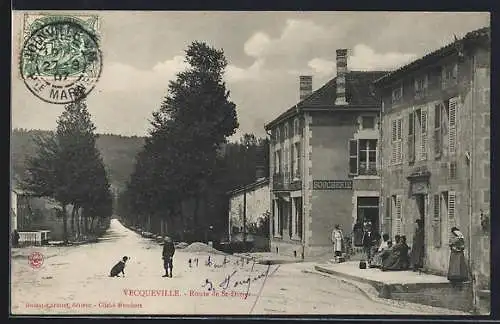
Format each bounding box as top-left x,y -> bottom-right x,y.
21,90 -> 113,243
117,41 -> 269,242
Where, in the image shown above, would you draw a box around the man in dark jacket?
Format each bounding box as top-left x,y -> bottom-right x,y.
162,237 -> 175,278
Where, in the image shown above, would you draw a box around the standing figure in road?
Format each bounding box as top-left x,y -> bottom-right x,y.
447,227 -> 468,284
410,219 -> 425,272
162,237 -> 175,278
331,224 -> 344,262
361,221 -> 375,264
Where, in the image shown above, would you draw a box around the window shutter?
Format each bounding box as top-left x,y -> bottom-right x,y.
391,119 -> 397,164
434,103 -> 442,156
408,111 -> 415,163
349,139 -> 358,175
433,194 -> 441,248
421,108 -> 428,160
448,191 -> 456,231
395,195 -> 402,235
448,98 -> 458,155
397,119 -> 403,163
385,196 -> 392,236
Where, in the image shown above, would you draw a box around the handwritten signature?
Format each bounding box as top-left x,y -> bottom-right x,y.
202,263 -> 280,299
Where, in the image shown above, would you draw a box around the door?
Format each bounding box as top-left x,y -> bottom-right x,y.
414,194 -> 426,266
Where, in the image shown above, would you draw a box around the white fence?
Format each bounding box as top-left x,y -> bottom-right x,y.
18,231 -> 50,246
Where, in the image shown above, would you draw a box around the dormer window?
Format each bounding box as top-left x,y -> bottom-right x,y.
392,84 -> 403,104
293,118 -> 300,137
442,62 -> 458,89
414,75 -> 428,99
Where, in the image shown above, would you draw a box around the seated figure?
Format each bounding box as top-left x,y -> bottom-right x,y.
370,234 -> 390,268
381,235 -> 410,271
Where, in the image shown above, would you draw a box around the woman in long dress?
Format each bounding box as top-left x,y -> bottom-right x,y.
331,224 -> 344,261
410,219 -> 425,271
447,227 -> 468,283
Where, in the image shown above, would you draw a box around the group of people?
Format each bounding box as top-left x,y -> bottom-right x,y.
331,220 -> 468,283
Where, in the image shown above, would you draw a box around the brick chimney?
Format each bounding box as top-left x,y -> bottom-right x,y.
334,49 -> 348,106
299,75 -> 313,101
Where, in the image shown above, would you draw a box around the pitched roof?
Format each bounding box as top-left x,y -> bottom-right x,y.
265,70 -> 387,130
227,177 -> 269,196
374,26 -> 490,87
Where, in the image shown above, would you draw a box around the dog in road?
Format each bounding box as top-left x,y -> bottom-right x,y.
109,256 -> 129,277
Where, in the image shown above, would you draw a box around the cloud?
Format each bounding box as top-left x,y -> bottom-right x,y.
307,58 -> 336,76
349,44 -> 416,70
242,19 -> 339,64
97,56 -> 188,92
226,59 -> 266,82
243,32 -> 271,58
305,44 -> 416,75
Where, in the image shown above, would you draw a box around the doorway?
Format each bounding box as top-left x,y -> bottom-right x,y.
356,197 -> 380,232
413,194 -> 426,267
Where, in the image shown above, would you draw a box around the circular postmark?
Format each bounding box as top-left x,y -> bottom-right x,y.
20,19 -> 102,104
28,252 -> 44,269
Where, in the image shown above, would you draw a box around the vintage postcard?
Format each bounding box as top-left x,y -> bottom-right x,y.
10,11 -> 491,316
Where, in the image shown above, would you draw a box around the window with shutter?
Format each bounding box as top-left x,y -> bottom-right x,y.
391,119 -> 397,164
408,110 -> 415,163
449,161 -> 457,180
420,108 -> 428,160
448,98 -> 458,155
395,195 -> 402,235
448,191 -> 456,232
434,103 -> 442,157
397,118 -> 403,164
349,139 -> 358,175
433,194 -> 441,248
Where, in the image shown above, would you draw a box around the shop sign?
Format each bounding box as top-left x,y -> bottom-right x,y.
313,180 -> 353,190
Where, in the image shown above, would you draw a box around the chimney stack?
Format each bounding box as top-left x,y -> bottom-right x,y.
299,75 -> 313,101
334,49 -> 348,106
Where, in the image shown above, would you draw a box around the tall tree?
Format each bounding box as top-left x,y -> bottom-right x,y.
125,41 -> 239,240
22,92 -> 112,243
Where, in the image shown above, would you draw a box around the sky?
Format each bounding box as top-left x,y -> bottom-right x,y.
11,11 -> 490,140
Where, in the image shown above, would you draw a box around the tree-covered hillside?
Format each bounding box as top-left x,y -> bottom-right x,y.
11,128 -> 145,191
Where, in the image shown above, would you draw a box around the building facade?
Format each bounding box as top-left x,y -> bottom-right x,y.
265,49 -> 387,259
374,27 -> 490,287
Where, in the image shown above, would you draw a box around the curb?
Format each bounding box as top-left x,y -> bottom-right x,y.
302,269 -> 470,315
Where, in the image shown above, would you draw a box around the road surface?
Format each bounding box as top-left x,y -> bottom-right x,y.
10,219 -> 457,315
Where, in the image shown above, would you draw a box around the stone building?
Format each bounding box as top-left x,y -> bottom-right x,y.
373,27 -> 490,296
265,48 -> 387,259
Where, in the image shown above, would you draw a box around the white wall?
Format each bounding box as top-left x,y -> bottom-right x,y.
229,183 -> 270,238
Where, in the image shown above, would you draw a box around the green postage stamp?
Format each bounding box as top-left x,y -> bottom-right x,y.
19,13 -> 102,104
